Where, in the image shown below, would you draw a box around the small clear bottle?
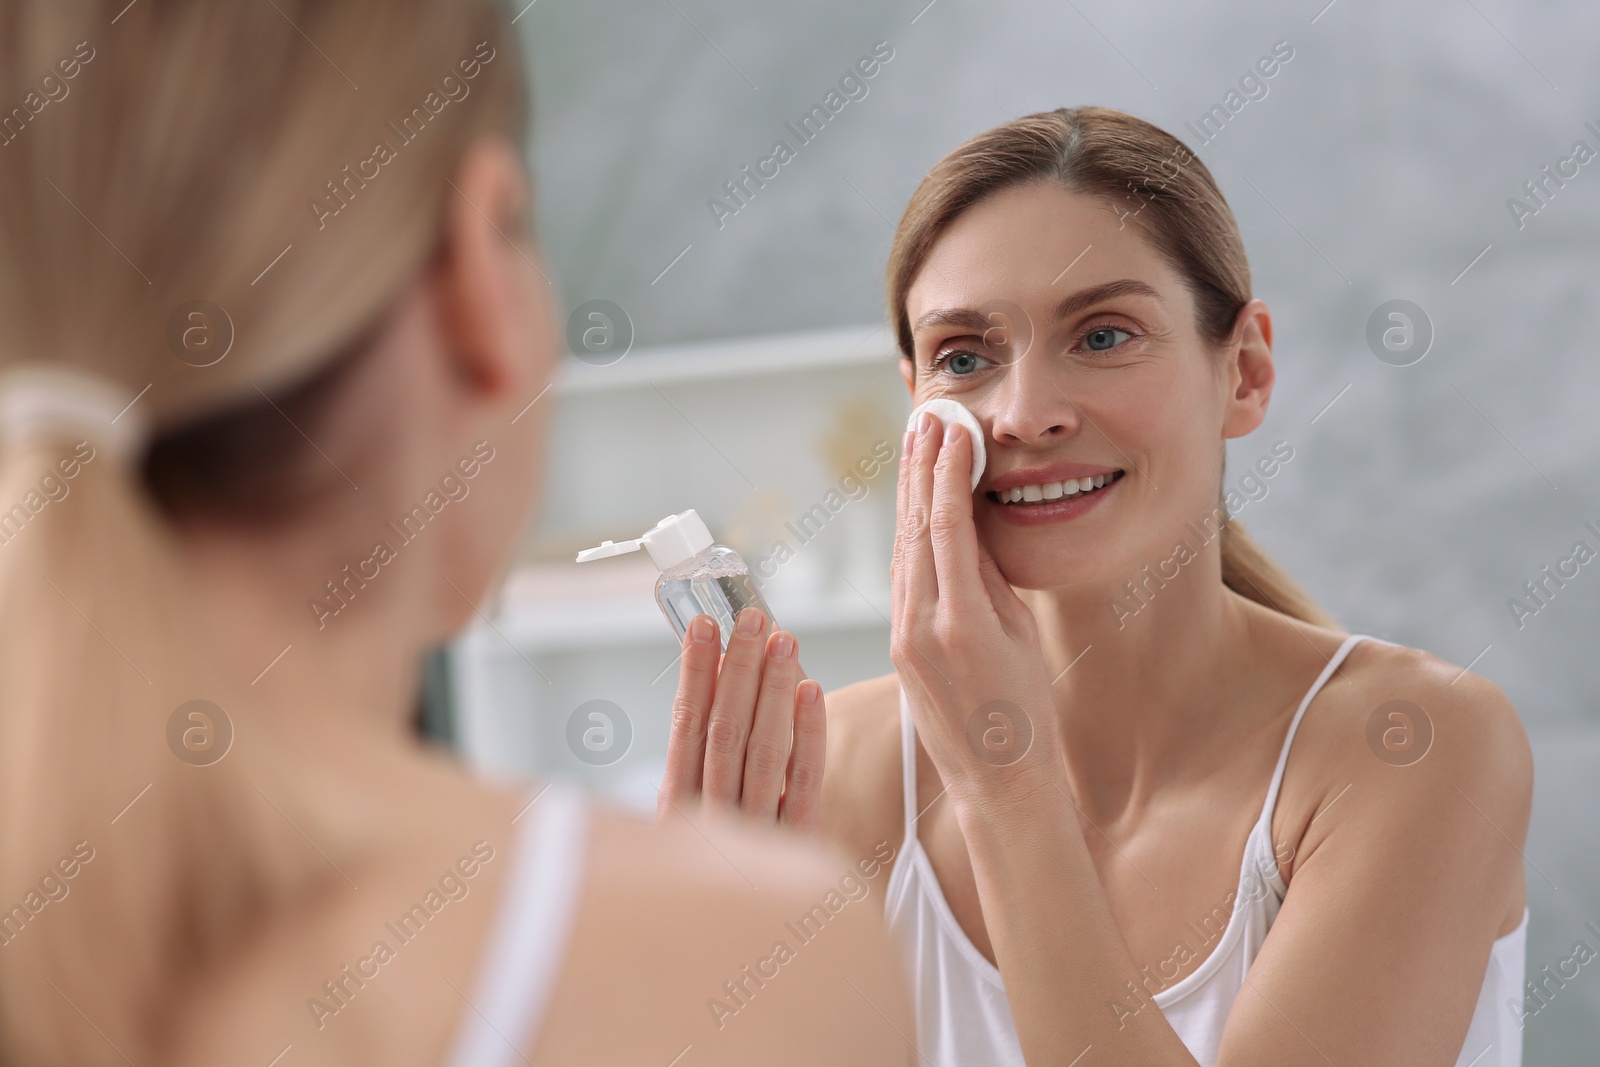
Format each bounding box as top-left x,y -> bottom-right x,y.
576,509 -> 775,651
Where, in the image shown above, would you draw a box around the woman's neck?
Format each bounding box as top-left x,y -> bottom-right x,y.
1018,553 -> 1280,809
182,514 -> 434,737
0,529 -> 435,1062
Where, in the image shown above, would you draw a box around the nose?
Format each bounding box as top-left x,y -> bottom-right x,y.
984,345 -> 1081,447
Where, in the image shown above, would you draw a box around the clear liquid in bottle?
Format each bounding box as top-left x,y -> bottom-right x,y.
655,544 -> 775,651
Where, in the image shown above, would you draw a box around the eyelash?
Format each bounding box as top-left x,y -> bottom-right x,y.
927,321 -> 1140,373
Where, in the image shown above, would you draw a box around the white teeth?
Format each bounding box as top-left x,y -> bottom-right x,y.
995,471 -> 1119,504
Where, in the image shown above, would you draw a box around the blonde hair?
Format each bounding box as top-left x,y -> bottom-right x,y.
0,2 -> 528,1046
885,106 -> 1335,627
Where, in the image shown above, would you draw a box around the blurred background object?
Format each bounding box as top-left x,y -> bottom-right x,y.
449,326 -> 905,805
432,1 -> 1600,1058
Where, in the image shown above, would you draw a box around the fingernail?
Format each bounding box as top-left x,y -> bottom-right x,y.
944,421 -> 961,445
737,607 -> 765,636
770,632 -> 795,659
689,616 -> 716,645
919,412 -> 935,436
798,680 -> 820,706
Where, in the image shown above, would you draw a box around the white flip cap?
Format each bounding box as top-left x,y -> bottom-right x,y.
575,508 -> 714,571
906,398 -> 986,492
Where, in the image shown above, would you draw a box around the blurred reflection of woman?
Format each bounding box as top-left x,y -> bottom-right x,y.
0,4 -> 910,1066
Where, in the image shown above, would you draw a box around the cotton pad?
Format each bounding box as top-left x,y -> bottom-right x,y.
906,398 -> 986,492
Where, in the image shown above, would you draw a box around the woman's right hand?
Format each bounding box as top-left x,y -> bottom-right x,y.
656,607 -> 827,836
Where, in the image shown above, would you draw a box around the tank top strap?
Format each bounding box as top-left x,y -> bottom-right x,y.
1257,633 -> 1389,826
897,682 -> 919,846
443,781 -> 590,1067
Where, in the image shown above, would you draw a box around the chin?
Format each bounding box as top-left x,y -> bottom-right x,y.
982,537 -> 1109,593
978,518 -> 1178,596
998,562 -> 1107,595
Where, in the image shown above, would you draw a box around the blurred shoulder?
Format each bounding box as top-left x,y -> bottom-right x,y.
537,803 -> 912,1066
824,671 -> 902,757
582,801 -> 869,902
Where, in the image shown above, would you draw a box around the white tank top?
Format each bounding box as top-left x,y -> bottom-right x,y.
443,782 -> 589,1067
883,634 -> 1528,1067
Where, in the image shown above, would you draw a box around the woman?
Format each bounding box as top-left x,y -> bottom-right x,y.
666,108 -> 1531,1066
0,3 -> 911,1065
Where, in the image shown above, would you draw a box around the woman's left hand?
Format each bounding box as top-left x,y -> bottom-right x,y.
890,411 -> 1065,810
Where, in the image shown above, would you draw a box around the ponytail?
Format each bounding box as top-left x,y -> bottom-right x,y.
0,430 -> 187,848
0,432 -> 182,716
1220,518 -> 1336,628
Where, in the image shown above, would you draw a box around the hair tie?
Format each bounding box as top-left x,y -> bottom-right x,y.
0,364 -> 150,463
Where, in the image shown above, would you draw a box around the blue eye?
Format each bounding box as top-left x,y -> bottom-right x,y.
1084,327 -> 1132,351
948,351 -> 982,374
932,348 -> 987,375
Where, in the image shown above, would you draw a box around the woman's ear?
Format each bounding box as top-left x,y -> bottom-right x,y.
1221,298 -> 1274,440
433,136 -> 553,405
899,356 -> 915,395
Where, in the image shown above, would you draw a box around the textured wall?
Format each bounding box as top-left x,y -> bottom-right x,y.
513,1 -> 1600,1059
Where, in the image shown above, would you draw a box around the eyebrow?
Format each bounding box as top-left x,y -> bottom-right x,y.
1050,278 -> 1162,323
911,278 -> 1164,338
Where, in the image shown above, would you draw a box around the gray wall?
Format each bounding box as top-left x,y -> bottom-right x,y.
514,0 -> 1600,1058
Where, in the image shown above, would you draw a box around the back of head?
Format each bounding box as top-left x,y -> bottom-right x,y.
0,1 -> 528,1055
0,0 -> 529,417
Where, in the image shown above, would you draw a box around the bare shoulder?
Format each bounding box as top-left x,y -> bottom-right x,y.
534,805 -> 912,1066
1280,633 -> 1533,919
1318,637 -> 1531,796
820,672 -> 906,868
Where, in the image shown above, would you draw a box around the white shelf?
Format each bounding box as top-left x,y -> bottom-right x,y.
553,323 -> 897,394
484,558 -> 890,651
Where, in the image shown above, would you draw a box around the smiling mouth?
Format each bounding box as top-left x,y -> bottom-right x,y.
986,470 -> 1126,505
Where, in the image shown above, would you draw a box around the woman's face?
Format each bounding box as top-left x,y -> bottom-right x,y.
901,179 -> 1263,593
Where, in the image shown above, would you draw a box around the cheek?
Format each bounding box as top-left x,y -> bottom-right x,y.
1123,367 -> 1227,510
483,437 -> 540,559
1058,364 -> 1193,482
437,439 -> 540,639
1119,358 -> 1226,465
524,273 -> 563,378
